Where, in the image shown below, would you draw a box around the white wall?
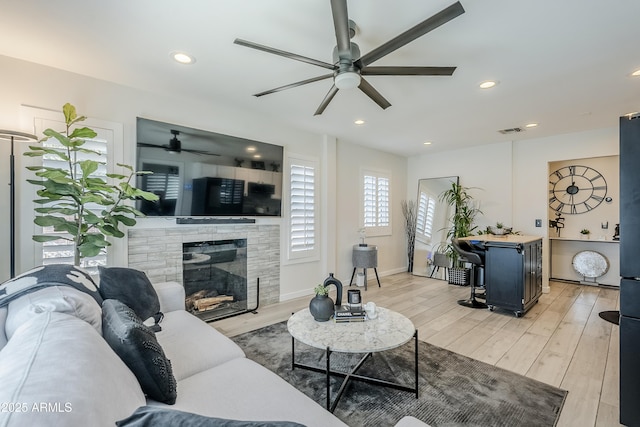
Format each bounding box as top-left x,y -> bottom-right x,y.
0,55 -> 409,300
408,141 -> 514,231
336,140 -> 409,283
0,53 -> 325,282
407,127 -> 620,291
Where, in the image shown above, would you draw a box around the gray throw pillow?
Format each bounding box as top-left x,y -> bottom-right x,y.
102,299 -> 177,404
117,406 -> 306,427
98,267 -> 162,326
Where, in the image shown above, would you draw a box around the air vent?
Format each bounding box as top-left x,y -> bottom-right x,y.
498,127 -> 525,134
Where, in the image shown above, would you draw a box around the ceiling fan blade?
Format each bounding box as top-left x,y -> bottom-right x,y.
183,149 -> 220,156
138,142 -> 164,149
234,38 -> 336,70
330,0 -> 351,59
254,74 -> 334,97
357,2 -> 465,68
358,78 -> 392,110
362,66 -> 456,76
314,85 -> 339,116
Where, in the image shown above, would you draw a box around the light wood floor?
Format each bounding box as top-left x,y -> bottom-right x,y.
215,273 -> 622,427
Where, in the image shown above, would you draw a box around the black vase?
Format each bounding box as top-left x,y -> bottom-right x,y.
309,294 -> 334,322
323,273 -> 343,306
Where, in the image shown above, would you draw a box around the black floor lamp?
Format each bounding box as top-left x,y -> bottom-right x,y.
0,130 -> 37,278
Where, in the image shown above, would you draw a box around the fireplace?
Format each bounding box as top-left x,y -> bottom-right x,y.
127,223 -> 280,314
182,239 -> 248,322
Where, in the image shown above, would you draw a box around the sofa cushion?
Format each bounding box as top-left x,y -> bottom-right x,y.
117,406 -> 305,427
102,299 -> 177,404
152,357 -> 347,427
98,266 -> 162,325
0,311 -> 146,427
152,281 -> 186,314
0,264 -> 101,307
5,285 -> 102,339
154,310 -> 245,381
0,306 -> 7,350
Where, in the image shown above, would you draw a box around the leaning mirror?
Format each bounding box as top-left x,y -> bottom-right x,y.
412,176 -> 459,277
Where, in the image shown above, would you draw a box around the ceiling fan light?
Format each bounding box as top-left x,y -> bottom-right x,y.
335,72 -> 361,90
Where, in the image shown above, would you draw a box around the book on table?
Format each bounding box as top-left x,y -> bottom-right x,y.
334,305 -> 366,322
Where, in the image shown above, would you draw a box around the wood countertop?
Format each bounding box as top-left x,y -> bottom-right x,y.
459,234 -> 542,244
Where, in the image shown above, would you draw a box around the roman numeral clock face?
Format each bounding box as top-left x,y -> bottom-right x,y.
549,165 -> 607,214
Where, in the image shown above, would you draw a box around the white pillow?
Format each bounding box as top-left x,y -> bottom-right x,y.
0,311 -> 145,426
5,286 -> 102,339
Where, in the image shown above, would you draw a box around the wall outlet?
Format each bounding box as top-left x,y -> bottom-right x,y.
535,219 -> 542,227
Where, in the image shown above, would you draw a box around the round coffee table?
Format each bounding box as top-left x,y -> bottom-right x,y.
287,307 -> 418,412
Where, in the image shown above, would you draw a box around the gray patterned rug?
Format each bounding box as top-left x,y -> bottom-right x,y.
232,321 -> 567,427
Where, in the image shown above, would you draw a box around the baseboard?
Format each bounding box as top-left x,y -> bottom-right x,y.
280,288 -> 313,302
278,266 -> 410,302
378,266 -> 407,277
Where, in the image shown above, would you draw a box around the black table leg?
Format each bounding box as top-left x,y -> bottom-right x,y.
326,347 -> 331,410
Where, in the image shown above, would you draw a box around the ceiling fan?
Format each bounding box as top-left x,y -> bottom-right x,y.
138,130 -> 220,156
234,0 -> 465,115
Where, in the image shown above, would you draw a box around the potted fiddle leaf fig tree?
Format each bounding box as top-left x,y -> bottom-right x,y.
24,103 -> 158,266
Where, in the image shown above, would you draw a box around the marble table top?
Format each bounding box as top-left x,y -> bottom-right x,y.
287,307 -> 415,353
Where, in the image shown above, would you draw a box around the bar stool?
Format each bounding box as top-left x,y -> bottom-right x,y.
451,238 -> 487,309
349,245 -> 381,291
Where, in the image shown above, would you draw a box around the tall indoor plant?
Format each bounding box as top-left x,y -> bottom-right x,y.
25,103 -> 158,266
439,182 -> 482,270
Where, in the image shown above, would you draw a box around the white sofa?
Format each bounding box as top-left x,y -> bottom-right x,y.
0,280 -> 427,427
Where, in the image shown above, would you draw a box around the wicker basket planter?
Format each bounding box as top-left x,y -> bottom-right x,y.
448,267 -> 471,286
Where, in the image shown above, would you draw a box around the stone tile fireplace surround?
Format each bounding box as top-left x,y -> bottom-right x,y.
127,224 -> 280,312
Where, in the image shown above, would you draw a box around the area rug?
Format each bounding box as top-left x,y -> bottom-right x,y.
232,322 -> 567,427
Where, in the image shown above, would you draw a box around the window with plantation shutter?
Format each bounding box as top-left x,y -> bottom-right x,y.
416,191 -> 436,240
288,157 -> 317,260
362,169 -> 391,236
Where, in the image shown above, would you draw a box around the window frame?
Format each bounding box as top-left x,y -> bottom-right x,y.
361,168 -> 392,237
285,154 -> 319,263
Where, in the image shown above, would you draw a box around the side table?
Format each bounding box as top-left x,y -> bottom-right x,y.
349,244 -> 381,290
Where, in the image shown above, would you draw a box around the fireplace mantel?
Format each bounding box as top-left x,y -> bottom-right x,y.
127,223 -> 280,308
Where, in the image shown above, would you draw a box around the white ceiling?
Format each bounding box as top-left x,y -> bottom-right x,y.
1,0 -> 639,157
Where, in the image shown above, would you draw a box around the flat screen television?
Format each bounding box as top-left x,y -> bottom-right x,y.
136,118 -> 283,217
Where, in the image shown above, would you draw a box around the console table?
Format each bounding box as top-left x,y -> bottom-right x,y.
549,237 -> 619,286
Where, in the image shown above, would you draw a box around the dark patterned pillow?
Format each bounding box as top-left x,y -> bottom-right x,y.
98,267 -> 162,327
117,406 -> 306,427
102,299 -> 176,404
0,264 -> 102,308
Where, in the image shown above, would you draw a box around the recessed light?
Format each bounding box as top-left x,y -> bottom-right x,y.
354,119 -> 365,125
253,154 -> 262,159
171,51 -> 195,64
631,69 -> 640,77
423,141 -> 432,145
525,123 -> 538,128
246,146 -> 256,152
479,80 -> 497,89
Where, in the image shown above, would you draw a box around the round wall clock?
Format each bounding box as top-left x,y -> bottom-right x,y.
549,165 -> 607,214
